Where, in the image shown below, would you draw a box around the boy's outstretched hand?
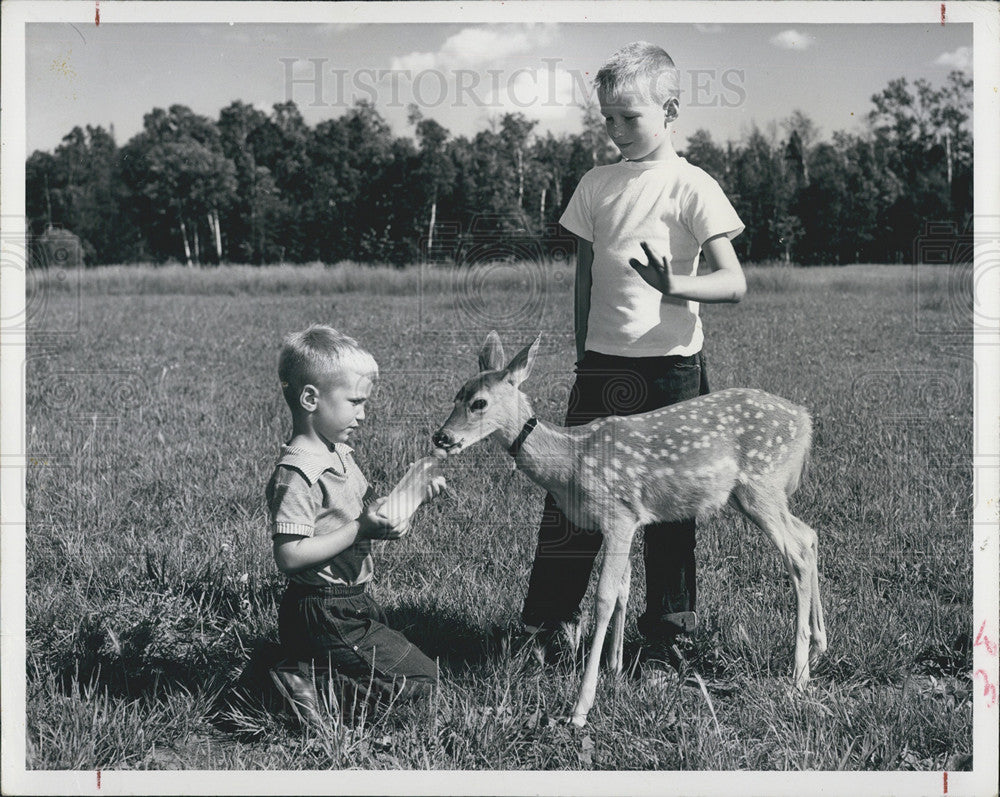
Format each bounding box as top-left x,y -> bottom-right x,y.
629,241 -> 674,296
423,475 -> 448,504
363,473 -> 448,540
360,499 -> 410,540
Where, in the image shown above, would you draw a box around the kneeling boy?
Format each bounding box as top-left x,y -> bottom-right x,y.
267,324 -> 444,723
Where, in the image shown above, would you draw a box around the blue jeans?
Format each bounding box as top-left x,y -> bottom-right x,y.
520,349 -> 709,639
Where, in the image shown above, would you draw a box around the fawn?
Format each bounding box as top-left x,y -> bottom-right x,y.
432,332 -> 827,727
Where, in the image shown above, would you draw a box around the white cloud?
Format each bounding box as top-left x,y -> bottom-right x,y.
934,46 -> 972,71
694,24 -> 723,34
769,30 -> 816,51
392,51 -> 439,74
391,24 -> 558,72
487,66 -> 586,121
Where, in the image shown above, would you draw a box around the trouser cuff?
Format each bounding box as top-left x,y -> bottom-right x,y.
520,608 -> 581,631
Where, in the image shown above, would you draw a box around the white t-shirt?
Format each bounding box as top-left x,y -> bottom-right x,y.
560,151 -> 744,357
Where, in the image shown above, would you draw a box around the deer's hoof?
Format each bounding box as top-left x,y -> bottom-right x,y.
567,714 -> 588,728
784,678 -> 811,701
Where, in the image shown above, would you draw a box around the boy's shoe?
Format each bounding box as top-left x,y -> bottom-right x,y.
270,660 -> 324,728
517,620 -> 582,666
641,636 -> 683,668
638,638 -> 696,691
663,611 -> 698,634
637,613 -> 698,689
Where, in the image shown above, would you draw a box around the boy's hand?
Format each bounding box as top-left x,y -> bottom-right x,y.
629,242 -> 674,296
359,499 -> 409,540
424,475 -> 447,503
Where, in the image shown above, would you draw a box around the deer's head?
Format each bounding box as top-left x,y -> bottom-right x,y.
432,332 -> 540,457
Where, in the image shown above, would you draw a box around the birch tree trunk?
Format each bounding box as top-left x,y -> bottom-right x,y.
179,217 -> 193,267
427,195 -> 437,252
944,130 -> 952,190
209,209 -> 223,262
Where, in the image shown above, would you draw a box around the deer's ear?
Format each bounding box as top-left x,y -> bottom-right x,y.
504,335 -> 540,387
479,331 -> 505,372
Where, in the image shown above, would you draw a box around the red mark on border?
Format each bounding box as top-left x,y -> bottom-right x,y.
974,669 -> 997,708
96,770 -> 101,789
974,620 -> 998,656
943,771 -> 948,794
940,3 -> 946,25
95,1 -> 100,26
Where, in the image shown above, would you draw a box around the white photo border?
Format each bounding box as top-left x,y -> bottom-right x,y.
2,2 -> 997,795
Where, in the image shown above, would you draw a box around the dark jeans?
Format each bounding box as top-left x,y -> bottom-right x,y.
520,349 -> 709,639
279,582 -> 437,703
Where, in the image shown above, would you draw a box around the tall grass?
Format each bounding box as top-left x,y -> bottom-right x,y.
32,260 -> 575,297
23,264 -> 974,772
31,260 -> 934,297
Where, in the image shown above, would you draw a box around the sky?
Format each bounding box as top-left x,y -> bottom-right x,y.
25,19 -> 973,154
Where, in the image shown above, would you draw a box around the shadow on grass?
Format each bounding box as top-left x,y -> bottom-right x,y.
208,638 -> 292,738
51,580 -> 522,740
383,601 -> 509,674
50,579 -> 286,719
208,602 -> 513,736
208,606 -> 510,739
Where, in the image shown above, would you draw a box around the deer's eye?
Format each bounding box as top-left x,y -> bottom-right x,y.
469,398 -> 488,412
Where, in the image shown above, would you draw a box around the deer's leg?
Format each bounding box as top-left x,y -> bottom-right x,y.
570,524 -> 635,727
732,483 -> 815,688
791,515 -> 827,657
606,556 -> 631,673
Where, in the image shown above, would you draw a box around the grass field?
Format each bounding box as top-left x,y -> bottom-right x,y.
24,262 -> 974,772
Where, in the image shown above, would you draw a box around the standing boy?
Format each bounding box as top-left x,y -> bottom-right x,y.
267,324 -> 444,724
521,42 -> 747,675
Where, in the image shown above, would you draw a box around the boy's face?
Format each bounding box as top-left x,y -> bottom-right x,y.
307,369 -> 375,446
599,89 -> 677,162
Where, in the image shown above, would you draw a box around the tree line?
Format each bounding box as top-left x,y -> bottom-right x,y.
26,71 -> 971,267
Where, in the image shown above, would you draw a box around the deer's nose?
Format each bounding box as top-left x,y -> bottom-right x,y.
432,430 -> 451,449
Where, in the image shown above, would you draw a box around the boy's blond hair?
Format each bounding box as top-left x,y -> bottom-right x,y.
278,324 -> 378,409
595,41 -> 680,107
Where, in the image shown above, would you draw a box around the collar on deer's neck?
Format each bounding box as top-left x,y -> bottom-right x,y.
508,417 -> 538,457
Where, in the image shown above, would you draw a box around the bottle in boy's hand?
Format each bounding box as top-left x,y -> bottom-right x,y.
382,456 -> 446,527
